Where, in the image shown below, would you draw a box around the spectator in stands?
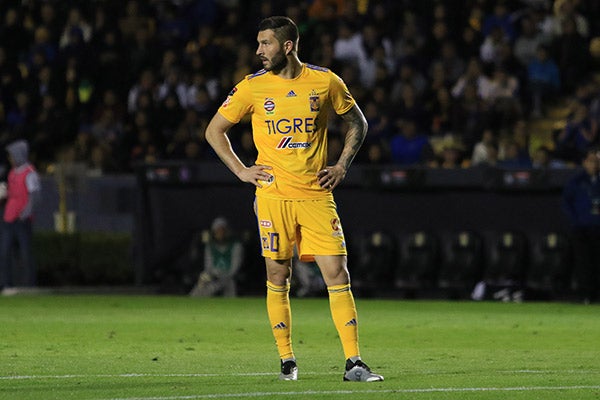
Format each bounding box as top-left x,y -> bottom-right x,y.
391,63 -> 427,106
550,0 -> 589,38
130,127 -> 160,166
555,102 -> 598,163
482,2 -> 517,42
553,16 -> 589,93
333,21 -> 365,72
0,140 -> 40,292
527,45 -> 560,117
514,15 -> 546,68
488,67 -> 521,129
127,26 -> 159,82
451,58 -> 494,101
471,128 -> 499,166
451,82 -> 489,151
357,23 -> 395,89
156,91 -> 185,140
91,108 -> 124,149
165,126 -> 191,160
362,98 -> 392,146
392,12 -> 426,63
390,118 -> 434,166
480,25 -> 509,66
436,40 -> 465,84
182,140 -> 204,162
157,67 -> 188,109
87,142 -> 119,176
531,145 -> 566,169
427,86 -> 454,137
498,140 -> 532,168
189,217 -> 243,297
119,0 -> 155,44
155,2 -> 192,48
60,7 -> 92,49
1,8 -> 30,66
393,84 -> 427,130
438,138 -> 466,169
127,69 -> 156,114
364,141 -> 390,165
458,32 -> 479,64
503,119 -> 532,163
562,148 -> 600,303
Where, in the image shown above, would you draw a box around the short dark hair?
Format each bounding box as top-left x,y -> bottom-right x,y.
258,16 -> 299,48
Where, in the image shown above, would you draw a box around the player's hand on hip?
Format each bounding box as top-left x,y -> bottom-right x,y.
239,164 -> 273,187
317,165 -> 346,191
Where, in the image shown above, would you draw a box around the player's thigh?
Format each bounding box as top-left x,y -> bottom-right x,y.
295,198 -> 347,260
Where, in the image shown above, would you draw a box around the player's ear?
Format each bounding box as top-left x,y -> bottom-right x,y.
284,40 -> 293,55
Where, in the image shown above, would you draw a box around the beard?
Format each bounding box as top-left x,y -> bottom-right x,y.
263,50 -> 288,72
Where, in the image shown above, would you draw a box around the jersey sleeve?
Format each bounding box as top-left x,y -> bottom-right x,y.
217,78 -> 254,123
328,71 -> 356,115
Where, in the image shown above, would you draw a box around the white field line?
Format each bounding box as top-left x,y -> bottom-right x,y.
99,386 -> 600,400
1,369 -> 598,380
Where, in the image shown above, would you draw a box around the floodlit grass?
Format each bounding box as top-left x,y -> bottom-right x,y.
0,295 -> 599,399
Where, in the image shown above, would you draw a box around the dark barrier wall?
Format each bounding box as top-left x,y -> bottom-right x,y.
335,189 -> 569,234
134,162 -> 575,286
36,175 -> 136,232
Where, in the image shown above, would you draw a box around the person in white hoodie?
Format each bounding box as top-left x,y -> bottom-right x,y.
0,140 -> 41,291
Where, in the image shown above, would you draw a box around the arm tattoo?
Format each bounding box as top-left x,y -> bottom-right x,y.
337,105 -> 368,171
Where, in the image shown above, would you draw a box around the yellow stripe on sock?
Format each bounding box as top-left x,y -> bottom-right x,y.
267,281 -> 290,293
328,283 -> 351,294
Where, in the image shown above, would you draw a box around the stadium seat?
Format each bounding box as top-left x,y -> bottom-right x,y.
483,230 -> 528,290
395,231 -> 440,297
438,230 -> 484,298
349,230 -> 396,297
526,232 -> 572,299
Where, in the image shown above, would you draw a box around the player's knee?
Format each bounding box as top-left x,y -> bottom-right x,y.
266,258 -> 291,285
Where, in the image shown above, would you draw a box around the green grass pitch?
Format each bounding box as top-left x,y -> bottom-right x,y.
1,295 -> 599,399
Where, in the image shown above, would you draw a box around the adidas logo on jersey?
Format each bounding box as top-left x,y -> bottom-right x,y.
286,90 -> 297,97
345,318 -> 357,326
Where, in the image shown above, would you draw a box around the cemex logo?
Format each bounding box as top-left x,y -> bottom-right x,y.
277,137 -> 312,149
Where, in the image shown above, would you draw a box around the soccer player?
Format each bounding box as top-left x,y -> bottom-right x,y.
204,16 -> 383,382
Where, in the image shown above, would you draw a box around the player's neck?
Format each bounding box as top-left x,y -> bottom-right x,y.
273,55 -> 303,79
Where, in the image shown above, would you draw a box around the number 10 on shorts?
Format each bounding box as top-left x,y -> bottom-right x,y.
261,232 -> 279,252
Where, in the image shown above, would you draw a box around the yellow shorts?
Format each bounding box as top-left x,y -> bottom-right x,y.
254,196 -> 347,262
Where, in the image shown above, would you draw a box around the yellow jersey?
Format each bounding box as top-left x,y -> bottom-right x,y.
218,63 -> 355,200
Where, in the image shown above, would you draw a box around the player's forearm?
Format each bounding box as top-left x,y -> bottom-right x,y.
336,105 -> 367,171
206,128 -> 247,178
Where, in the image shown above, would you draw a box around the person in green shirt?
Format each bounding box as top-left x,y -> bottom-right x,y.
189,217 -> 243,297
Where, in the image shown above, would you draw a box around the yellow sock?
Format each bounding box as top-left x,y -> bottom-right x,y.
266,281 -> 294,360
328,284 -> 360,360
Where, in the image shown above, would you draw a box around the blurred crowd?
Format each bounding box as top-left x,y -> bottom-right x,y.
1,0 -> 600,175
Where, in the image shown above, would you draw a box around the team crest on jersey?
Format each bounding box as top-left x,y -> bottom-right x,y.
264,98 -> 275,115
309,90 -> 320,112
